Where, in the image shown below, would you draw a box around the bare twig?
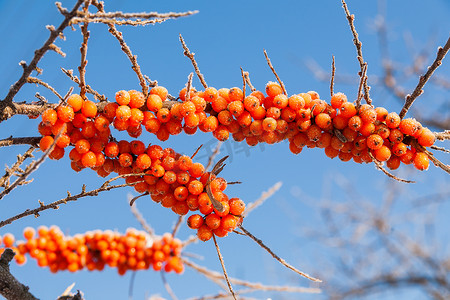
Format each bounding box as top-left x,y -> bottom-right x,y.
183,259 -> 321,295
0,174 -> 143,227
1,0 -> 84,108
0,130 -> 64,201
78,1 -> 91,99
368,152 -> 414,183
0,147 -> 35,189
263,50 -> 287,95
26,77 -> 64,101
172,216 -> 184,238
179,34 -> 208,89
0,137 -> 41,148
330,55 -> 336,97
161,271 -> 178,300
61,68 -> 106,101
399,36 -> 450,119
129,192 -> 148,207
239,225 -> 322,282
424,149 -> 450,174
242,69 -> 256,92
341,0 -> 372,105
240,67 -> 247,97
129,195 -> 155,238
91,1 -> 148,96
434,130 -> 450,141
212,235 -> 237,300
244,182 -> 283,217
356,63 -> 368,109
205,141 -> 223,171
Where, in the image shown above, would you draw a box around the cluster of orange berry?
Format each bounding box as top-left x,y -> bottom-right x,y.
37,91 -> 246,240
0,226 -> 183,275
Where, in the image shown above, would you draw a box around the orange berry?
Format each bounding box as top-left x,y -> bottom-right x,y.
332,115 -> 348,130
288,94 -> 305,110
115,90 -> 130,105
67,94 -> 84,112
359,122 -> 376,137
262,117 -> 277,132
229,198 -> 245,215
228,101 -> 244,117
81,151 -> 97,167
413,152 -> 429,171
315,113 -> 331,129
417,128 -> 435,147
251,106 -> 266,120
399,118 -> 420,136
147,94 -> 163,112
42,109 -> 58,126
115,105 -> 131,122
265,81 -> 283,97
150,86 -> 168,101
330,92 -> 347,109
392,142 -> 407,156
359,107 -> 377,123
228,87 -> 244,102
348,115 -> 362,131
39,136 -> 54,151
189,162 -> 205,178
81,100 -> 97,118
3,233 -> 15,247
385,112 -> 401,128
205,213 -> 221,230
221,214 -> 238,231
203,87 -> 218,102
330,136 -> 345,150
306,124 -> 322,142
243,95 -> 260,112
375,107 -> 388,122
57,106 -> 74,122
386,156 -> 401,170
202,116 -> 219,132
128,90 -> 146,108
366,134 -> 383,150
273,94 -> 289,109
400,149 -> 415,165
339,102 -> 357,118
197,225 -> 213,242
373,145 -> 391,162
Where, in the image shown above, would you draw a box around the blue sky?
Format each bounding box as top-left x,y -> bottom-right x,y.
0,0 -> 449,299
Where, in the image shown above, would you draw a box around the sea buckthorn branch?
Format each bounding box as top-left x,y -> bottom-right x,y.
0,147 -> 35,189
238,225 -> 322,282
341,0 -> 372,106
0,249 -> 38,300
171,216 -> 184,238
0,227 -> 184,275
91,1 -> 148,97
179,34 -> 208,89
435,130 -> 450,141
399,36 -> 450,119
0,174 -> 143,228
212,234 -> 237,300
182,259 -> 322,297
0,1 -> 84,111
263,49 -> 287,95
